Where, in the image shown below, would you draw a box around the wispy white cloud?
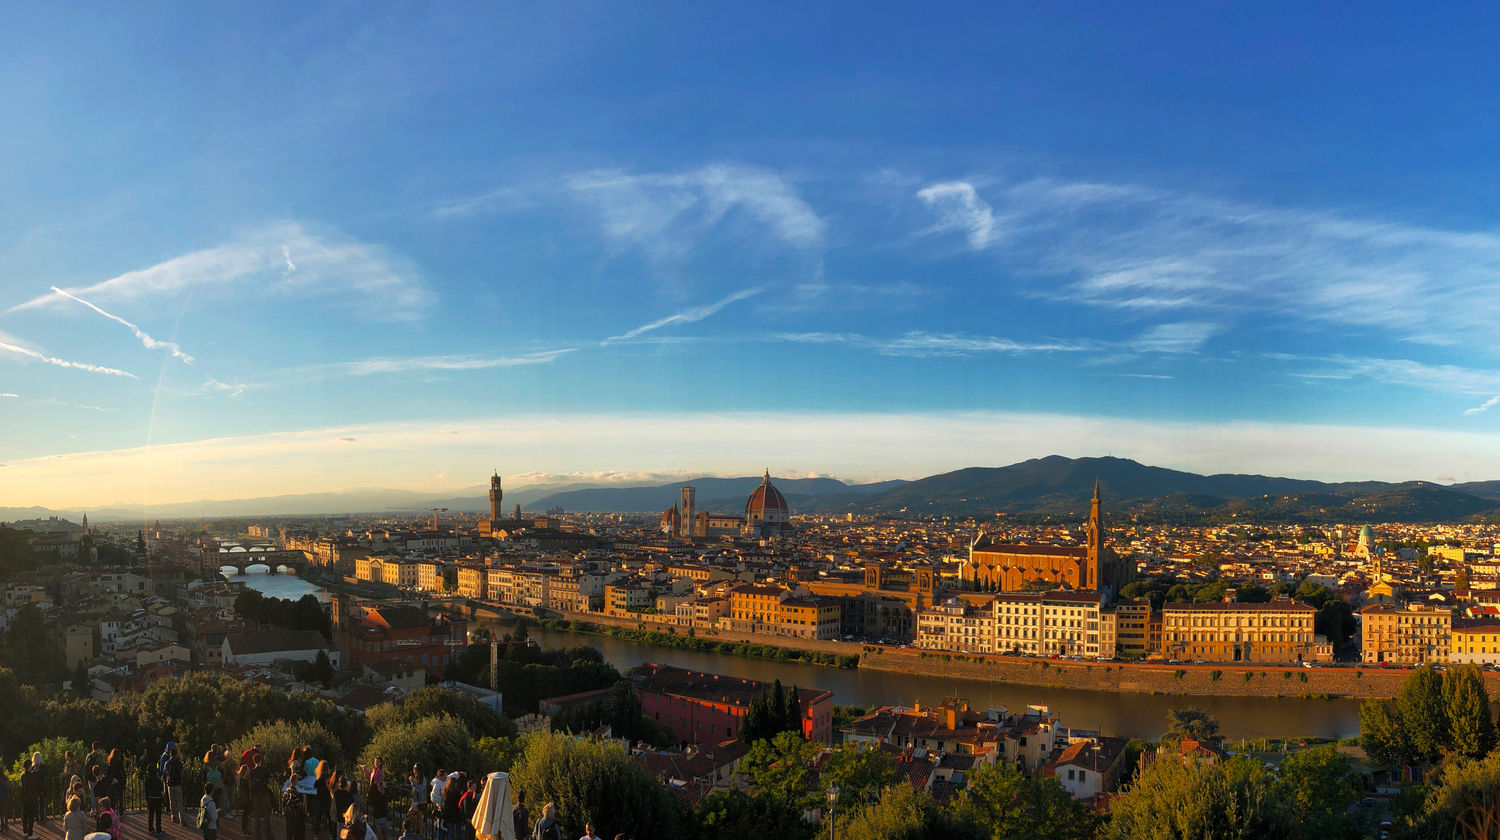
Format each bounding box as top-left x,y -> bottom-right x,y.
8,222 -> 429,322
0,330 -> 137,378
334,349 -> 576,376
917,181 -> 997,248
1464,395 -> 1500,416
49,286 -> 195,363
772,321 -> 1214,359
605,288 -> 761,344
34,399 -> 118,412
0,392 -> 17,398
1129,321 -> 1221,354
912,176 -> 1500,345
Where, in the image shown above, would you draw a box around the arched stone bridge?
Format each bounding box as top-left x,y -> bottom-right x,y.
214,548 -> 309,575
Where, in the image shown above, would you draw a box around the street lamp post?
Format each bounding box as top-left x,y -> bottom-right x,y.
826,785 -> 839,840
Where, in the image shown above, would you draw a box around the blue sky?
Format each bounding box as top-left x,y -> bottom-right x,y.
4,2 -> 1500,507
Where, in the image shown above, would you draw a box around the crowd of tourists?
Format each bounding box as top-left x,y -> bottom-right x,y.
1,746 -> 631,840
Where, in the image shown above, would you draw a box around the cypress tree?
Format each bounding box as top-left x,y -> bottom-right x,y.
771,680 -> 788,733
785,684 -> 802,737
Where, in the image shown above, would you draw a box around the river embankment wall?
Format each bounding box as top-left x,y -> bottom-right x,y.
859,648 -> 1500,700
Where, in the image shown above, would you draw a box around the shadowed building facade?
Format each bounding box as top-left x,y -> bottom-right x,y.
962,482 -> 1132,598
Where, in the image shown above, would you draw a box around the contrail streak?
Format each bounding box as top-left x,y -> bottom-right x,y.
50,286 -> 194,363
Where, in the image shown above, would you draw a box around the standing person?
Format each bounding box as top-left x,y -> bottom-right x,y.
339,806 -> 369,840
203,754 -> 223,818
162,745 -> 183,827
365,781 -> 389,840
426,768 -> 441,828
142,760 -> 164,836
90,767 -> 110,815
20,757 -> 41,840
105,751 -> 125,817
24,753 -> 45,831
531,803 -> 561,840
84,745 -> 104,788
312,761 -> 334,840
366,759 -> 385,798
94,797 -> 120,840
576,823 -> 600,840
457,780 -> 479,840
407,766 -> 425,822
218,750 -> 238,821
510,791 -> 528,840
440,774 -> 463,840
0,766 -> 10,834
236,761 -> 253,833
63,797 -> 91,840
247,753 -> 272,840
60,752 -> 80,816
197,783 -> 218,840
282,768 -> 308,840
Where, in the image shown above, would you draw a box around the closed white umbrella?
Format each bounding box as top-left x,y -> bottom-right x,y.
470,772 -> 515,840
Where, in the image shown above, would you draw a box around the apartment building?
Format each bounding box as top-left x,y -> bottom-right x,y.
776,596 -> 841,640
1362,603 -> 1453,665
1451,619 -> 1500,666
916,598 -> 997,653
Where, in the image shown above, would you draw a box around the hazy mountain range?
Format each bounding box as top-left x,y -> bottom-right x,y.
6,455 -> 1500,524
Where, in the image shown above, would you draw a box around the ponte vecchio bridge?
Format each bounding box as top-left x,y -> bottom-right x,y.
213,545 -> 310,576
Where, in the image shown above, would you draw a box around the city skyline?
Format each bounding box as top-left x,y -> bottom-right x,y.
5,3 -> 1500,507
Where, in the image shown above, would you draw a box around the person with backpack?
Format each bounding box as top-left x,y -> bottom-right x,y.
143,760 -> 164,835
247,754 -> 273,840
197,783 -> 219,840
94,797 -> 120,840
532,803 -> 562,840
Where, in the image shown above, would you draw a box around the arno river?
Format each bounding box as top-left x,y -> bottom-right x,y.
230,567 -> 1362,742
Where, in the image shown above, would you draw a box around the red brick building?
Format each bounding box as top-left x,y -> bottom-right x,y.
631,663 -> 835,744
345,604 -> 466,677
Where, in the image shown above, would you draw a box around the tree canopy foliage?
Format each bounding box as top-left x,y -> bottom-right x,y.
233,590 -> 331,638
1360,665 -> 1496,766
507,731 -> 680,840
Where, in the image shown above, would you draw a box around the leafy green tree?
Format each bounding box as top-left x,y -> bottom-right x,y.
366,685 -> 514,739
1315,600 -> 1356,646
784,683 -> 802,735
1163,707 -> 1221,743
1442,664 -> 1497,760
472,736 -> 524,774
1400,753 -> 1500,840
741,731 -> 822,812
1358,699 -> 1411,767
232,720 -> 343,772
1274,745 -> 1366,840
1397,665 -> 1449,760
820,743 -> 902,807
359,714 -> 476,781
3,604 -> 65,687
8,736 -> 85,779
838,784 -> 985,840
690,789 -> 810,840
508,731 -> 680,839
961,761 -> 1098,840
510,617 -> 530,641
1105,755 -> 1294,840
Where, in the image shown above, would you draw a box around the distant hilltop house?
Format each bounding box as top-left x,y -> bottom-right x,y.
962,482 -> 1133,598
661,470 -> 796,541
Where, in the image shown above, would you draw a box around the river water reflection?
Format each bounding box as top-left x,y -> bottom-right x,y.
528,627 -> 1361,741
